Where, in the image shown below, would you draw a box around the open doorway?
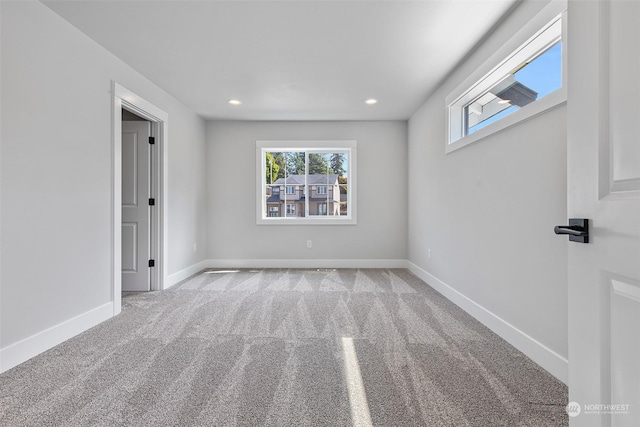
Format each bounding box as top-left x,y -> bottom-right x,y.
121,111 -> 152,292
112,83 -> 167,315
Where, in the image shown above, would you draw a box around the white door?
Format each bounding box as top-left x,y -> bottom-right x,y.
121,121 -> 151,292
567,1 -> 640,426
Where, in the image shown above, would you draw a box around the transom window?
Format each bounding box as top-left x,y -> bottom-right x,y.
465,40 -> 561,135
256,140 -> 357,225
446,3 -> 566,153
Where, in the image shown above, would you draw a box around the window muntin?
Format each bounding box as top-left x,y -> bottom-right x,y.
446,6 -> 566,153
257,141 -> 356,224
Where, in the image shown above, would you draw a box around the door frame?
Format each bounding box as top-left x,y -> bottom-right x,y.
112,82 -> 168,315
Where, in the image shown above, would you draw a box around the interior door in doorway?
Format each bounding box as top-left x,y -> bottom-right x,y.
122,121 -> 151,292
567,1 -> 640,426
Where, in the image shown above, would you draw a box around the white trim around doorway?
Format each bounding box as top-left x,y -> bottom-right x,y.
112,82 -> 168,315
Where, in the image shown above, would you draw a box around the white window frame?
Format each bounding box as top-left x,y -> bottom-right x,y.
256,140 -> 357,225
445,0 -> 567,154
317,185 -> 327,195
285,185 -> 296,195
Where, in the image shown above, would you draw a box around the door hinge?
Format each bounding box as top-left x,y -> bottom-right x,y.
149,198 -> 155,206
149,259 -> 155,268
149,136 -> 155,145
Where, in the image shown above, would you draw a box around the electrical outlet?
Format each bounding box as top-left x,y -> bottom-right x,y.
428,249 -> 431,259
193,243 -> 197,252
307,240 -> 312,249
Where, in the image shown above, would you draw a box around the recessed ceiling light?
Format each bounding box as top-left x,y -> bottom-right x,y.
498,99 -> 511,104
228,99 -> 242,106
365,99 -> 378,105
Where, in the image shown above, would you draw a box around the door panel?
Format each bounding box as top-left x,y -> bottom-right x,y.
121,222 -> 137,272
568,1 -> 640,426
121,133 -> 138,207
121,121 -> 151,291
608,0 -> 639,189
610,276 -> 640,426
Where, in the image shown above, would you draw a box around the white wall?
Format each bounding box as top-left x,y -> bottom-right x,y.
0,1 -> 207,371
206,121 -> 407,266
407,0 -> 568,382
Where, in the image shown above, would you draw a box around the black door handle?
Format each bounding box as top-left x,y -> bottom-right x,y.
554,225 -> 587,236
554,218 -> 589,243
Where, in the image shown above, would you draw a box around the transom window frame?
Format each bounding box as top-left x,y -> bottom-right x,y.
445,0 -> 567,154
256,140 -> 357,225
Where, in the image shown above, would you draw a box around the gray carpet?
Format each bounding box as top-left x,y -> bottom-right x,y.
0,268 -> 568,426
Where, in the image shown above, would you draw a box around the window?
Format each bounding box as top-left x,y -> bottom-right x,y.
257,140 -> 357,225
268,206 -> 279,217
446,2 -> 566,153
465,41 -> 561,135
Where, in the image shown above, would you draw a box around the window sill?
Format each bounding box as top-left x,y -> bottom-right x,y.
257,217 -> 356,226
446,88 -> 566,154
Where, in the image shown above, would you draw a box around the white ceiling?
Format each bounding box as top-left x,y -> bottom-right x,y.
43,0 -> 518,121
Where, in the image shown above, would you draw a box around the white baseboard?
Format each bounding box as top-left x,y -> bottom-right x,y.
0,302 -> 113,374
407,261 -> 568,385
202,258 -> 409,270
165,259 -> 211,289
1,261 -> 567,386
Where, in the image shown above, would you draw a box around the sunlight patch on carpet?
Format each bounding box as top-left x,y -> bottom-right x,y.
341,337 -> 373,427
